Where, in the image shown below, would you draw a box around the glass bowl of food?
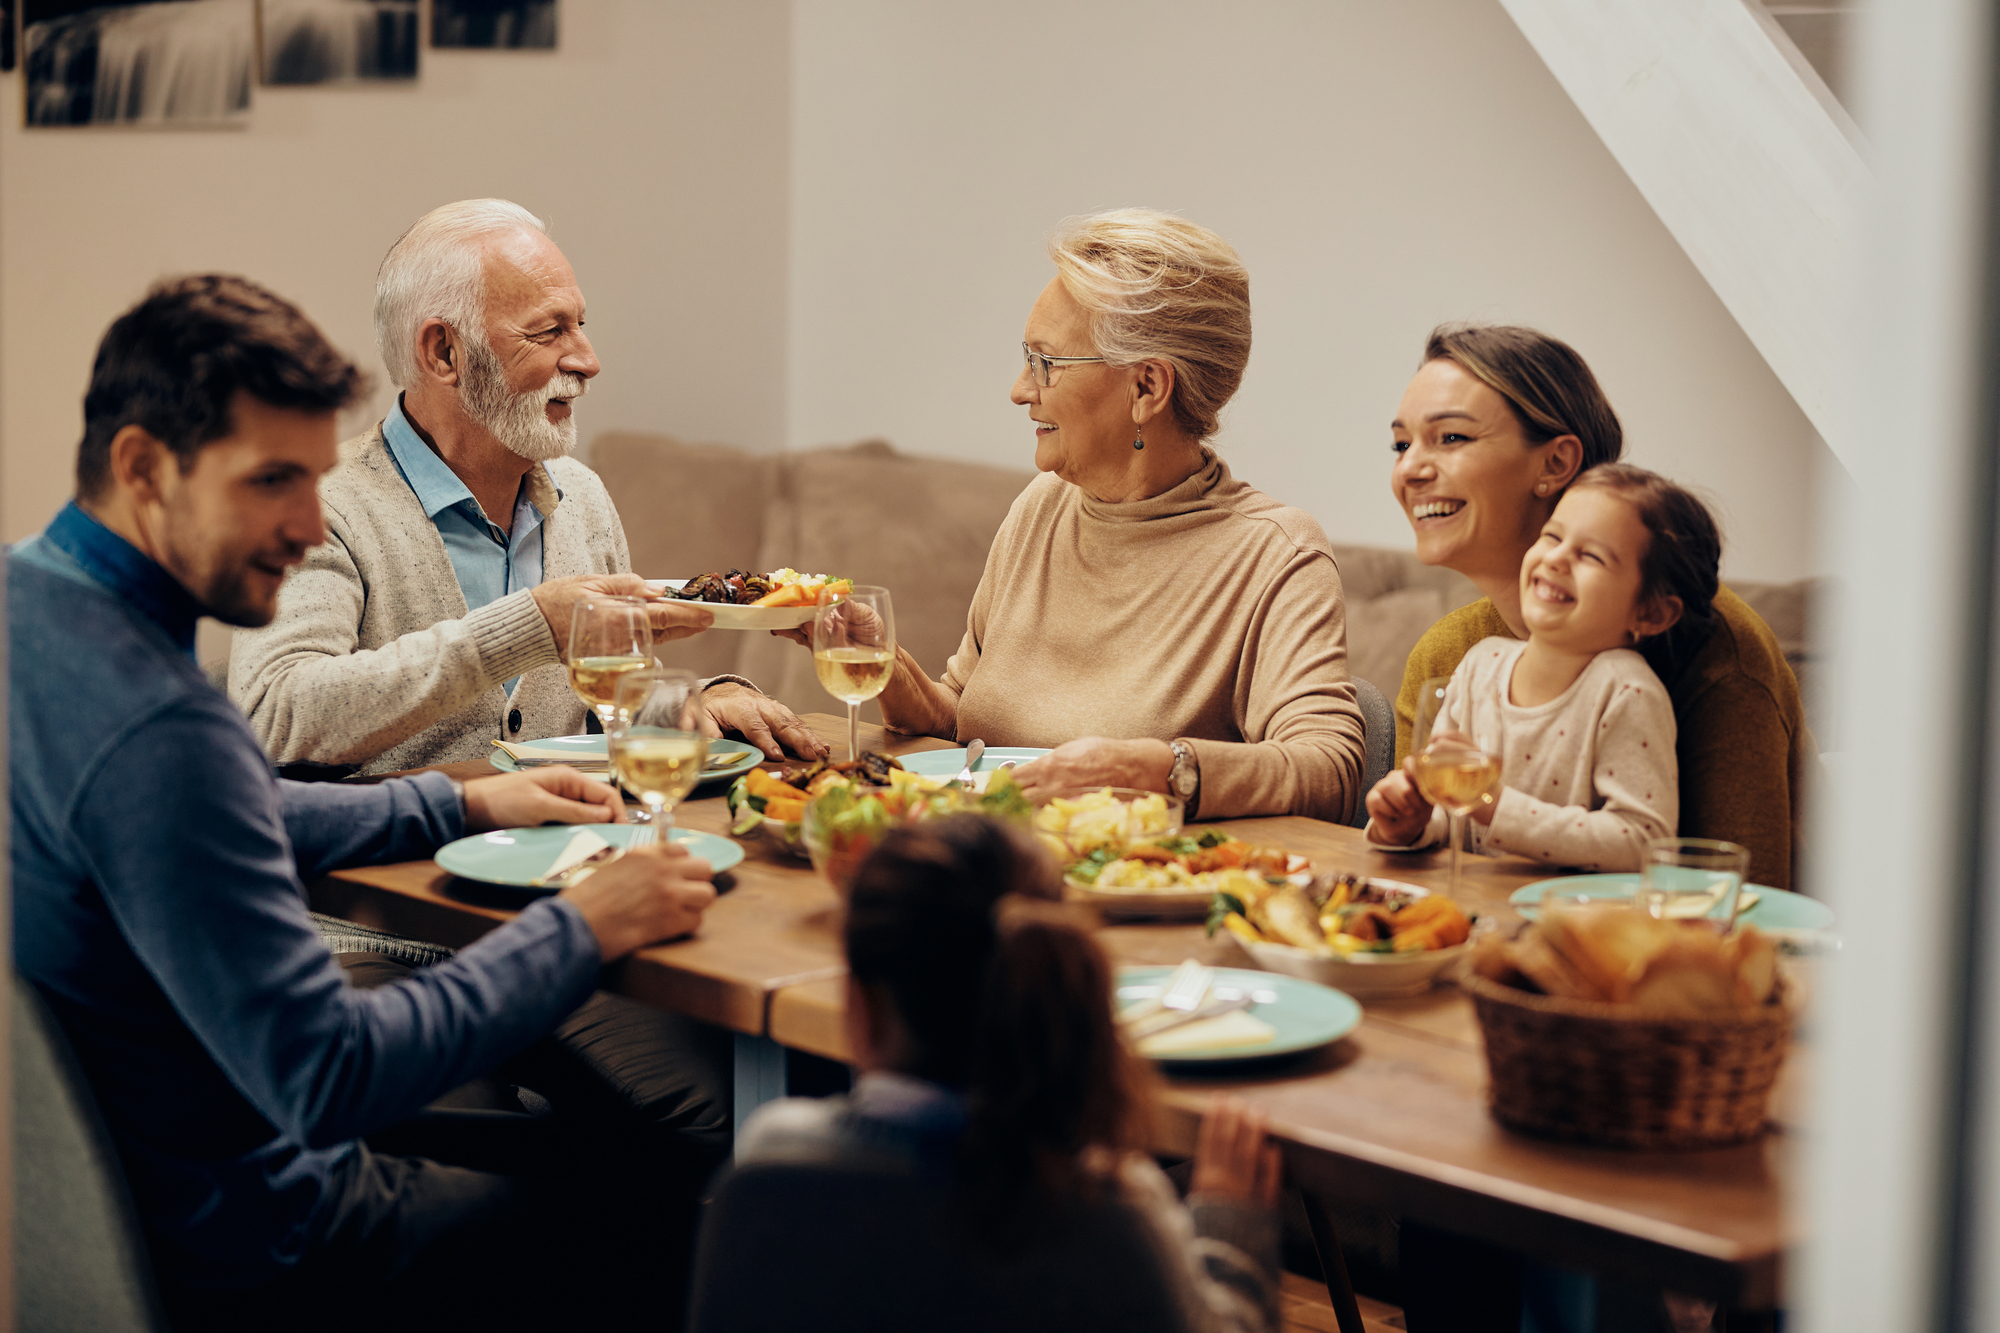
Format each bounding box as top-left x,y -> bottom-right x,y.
1031,787 -> 1184,861
801,783 -> 931,896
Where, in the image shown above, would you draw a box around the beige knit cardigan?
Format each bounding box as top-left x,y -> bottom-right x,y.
229,425 -> 628,774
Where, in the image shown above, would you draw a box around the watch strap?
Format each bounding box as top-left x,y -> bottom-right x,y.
1169,739 -> 1201,821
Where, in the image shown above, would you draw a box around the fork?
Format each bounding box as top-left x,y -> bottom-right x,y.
627,823 -> 658,850
956,738 -> 986,784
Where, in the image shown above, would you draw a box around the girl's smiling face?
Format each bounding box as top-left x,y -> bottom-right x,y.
1520,486 -> 1681,655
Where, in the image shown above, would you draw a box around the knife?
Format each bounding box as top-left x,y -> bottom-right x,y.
1124,994 -> 1254,1041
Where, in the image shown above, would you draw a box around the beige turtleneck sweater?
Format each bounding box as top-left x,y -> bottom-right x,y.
941,455 -> 1364,823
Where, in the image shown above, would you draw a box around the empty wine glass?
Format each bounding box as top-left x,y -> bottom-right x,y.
1410,675 -> 1502,902
607,668 -> 706,847
566,597 -> 652,733
812,585 -> 895,763
1639,837 -> 1751,927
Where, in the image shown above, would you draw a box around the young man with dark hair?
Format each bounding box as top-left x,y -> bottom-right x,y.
11,275 -> 717,1330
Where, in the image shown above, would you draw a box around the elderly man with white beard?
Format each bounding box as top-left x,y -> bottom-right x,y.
230,197 -> 827,772
228,200 -> 823,1227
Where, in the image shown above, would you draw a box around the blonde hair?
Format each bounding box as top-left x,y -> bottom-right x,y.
374,198 -> 547,391
1046,209 -> 1251,441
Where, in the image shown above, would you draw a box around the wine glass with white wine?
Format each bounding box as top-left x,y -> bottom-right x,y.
812,585 -> 895,763
1409,675 -> 1503,903
567,597 -> 653,733
607,668 -> 707,846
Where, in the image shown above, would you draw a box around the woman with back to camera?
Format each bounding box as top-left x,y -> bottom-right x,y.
733,815 -> 1283,1333
860,209 -> 1366,824
1388,324 -> 1813,888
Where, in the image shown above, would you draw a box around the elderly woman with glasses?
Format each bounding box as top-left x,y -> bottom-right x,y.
869,209 -> 1365,822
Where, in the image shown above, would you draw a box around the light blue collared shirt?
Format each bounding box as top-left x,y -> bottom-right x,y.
382,397 -> 558,693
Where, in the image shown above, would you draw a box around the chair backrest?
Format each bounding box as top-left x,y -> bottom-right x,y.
13,976 -> 165,1332
1351,676 -> 1395,827
689,1160 -> 1196,1333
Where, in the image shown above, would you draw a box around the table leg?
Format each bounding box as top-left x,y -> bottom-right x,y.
733,1032 -> 788,1129
1299,1190 -> 1368,1333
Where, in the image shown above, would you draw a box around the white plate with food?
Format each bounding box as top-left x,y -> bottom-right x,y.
1215,874 -> 1477,999
1059,823 -> 1309,920
646,569 -> 849,630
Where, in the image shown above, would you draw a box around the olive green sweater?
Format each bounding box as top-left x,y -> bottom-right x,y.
1394,588 -> 1814,890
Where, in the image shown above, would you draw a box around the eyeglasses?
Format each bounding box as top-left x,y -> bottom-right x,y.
1022,342 -> 1105,387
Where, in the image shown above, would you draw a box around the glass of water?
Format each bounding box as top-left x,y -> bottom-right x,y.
1639,838 -> 1752,928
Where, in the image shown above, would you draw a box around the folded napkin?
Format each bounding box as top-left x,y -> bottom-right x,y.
1135,1009 -> 1278,1057
493,739 -> 607,764
530,828 -> 616,886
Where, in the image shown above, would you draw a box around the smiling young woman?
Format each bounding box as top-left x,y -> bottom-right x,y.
1387,324 -> 1816,890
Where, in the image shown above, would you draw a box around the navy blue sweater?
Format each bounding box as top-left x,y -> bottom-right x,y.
10,504 -> 602,1288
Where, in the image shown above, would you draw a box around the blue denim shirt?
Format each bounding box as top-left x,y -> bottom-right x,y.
382,396 -> 553,692
9,503 -> 602,1288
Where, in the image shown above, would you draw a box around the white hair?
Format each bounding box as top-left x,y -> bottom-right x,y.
374,198 -> 547,391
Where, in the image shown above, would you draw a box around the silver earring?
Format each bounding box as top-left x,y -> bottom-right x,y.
1535,483 -> 1547,495
1133,425 -> 1145,451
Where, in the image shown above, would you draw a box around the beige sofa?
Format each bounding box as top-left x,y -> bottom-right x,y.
592,432 -> 1826,747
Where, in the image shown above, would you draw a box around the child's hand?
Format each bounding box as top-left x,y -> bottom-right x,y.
1190,1096 -> 1282,1210
1365,761 -> 1434,846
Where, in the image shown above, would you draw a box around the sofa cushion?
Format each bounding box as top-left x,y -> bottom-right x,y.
731,441 -> 1036,721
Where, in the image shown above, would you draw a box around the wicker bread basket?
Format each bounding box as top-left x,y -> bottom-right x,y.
1463,970 -> 1795,1150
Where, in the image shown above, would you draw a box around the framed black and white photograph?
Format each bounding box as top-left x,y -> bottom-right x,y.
431,0 -> 552,50
260,0 -> 414,85
24,0 -> 253,126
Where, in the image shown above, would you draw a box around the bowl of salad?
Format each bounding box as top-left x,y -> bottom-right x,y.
797,756 -> 1034,896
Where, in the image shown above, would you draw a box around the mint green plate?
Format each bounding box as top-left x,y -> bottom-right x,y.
895,748 -> 1050,780
1510,873 -> 1834,932
435,825 -> 744,889
1116,966 -> 1361,1064
490,734 -> 762,785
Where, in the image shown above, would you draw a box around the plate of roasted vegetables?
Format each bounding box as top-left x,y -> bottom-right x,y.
647,568 -> 851,630
1210,873 -> 1476,999
1060,823 -> 1310,920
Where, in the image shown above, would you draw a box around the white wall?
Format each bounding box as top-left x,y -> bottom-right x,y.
787,0 -> 1835,583
0,0 -> 791,543
0,0 -> 1833,585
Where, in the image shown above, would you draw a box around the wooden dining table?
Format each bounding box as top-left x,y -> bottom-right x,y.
307,713 -> 1798,1314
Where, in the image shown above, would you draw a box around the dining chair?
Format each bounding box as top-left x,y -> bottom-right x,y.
688,1159 -> 1200,1333
13,974 -> 168,1333
1351,676 -> 1395,828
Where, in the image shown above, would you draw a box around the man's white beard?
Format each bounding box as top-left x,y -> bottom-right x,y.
460,338 -> 587,463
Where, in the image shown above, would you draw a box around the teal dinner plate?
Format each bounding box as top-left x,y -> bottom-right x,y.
1115,966 -> 1362,1065
895,748 -> 1051,780
491,735 -> 763,785
491,735 -> 605,771
435,825 -> 744,889
1510,873 -> 1835,933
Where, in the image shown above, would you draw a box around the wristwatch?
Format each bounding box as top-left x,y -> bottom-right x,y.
1167,740 -> 1201,820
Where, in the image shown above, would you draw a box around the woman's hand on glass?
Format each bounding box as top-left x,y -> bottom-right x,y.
1011,737 -> 1173,801
1189,1096 -> 1282,1210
